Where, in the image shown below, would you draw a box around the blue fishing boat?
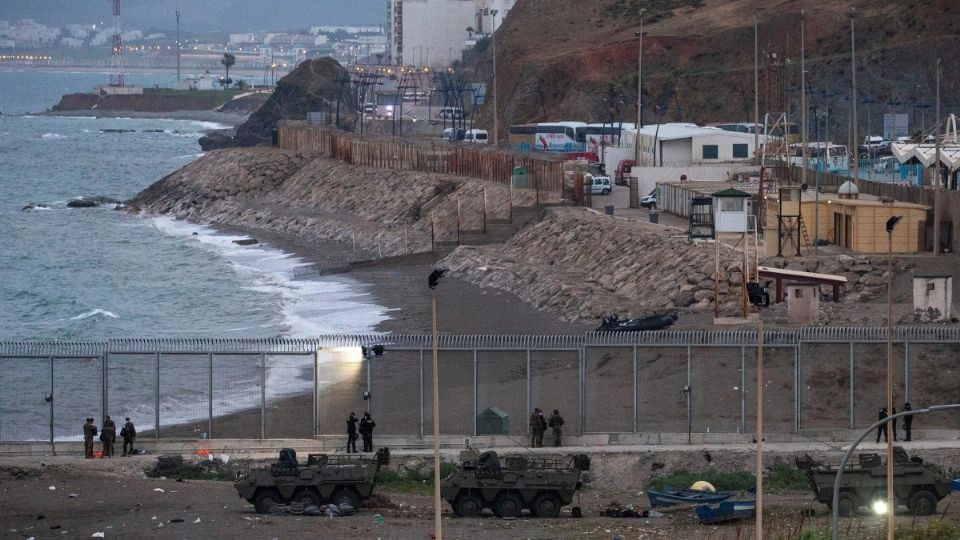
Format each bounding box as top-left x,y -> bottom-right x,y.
646,488 -> 734,508
695,499 -> 757,524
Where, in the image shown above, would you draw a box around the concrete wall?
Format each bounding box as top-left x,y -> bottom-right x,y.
691,132 -> 757,164
913,276 -> 954,321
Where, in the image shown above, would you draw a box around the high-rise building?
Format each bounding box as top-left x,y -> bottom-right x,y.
387,0 -> 514,66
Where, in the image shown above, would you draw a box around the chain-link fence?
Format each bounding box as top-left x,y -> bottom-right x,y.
1,329 -> 958,443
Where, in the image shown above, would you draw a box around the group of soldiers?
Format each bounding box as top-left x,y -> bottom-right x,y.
82,416 -> 137,458
346,412 -> 376,453
877,402 -> 914,443
529,408 -> 565,447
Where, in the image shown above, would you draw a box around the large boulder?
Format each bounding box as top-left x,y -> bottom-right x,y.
200,58 -> 353,150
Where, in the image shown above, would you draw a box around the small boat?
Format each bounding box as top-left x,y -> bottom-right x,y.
952,479 -> 960,492
695,499 -> 757,524
646,488 -> 734,508
596,312 -> 678,332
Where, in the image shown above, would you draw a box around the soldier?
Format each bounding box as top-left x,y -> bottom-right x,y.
359,412 -> 376,452
548,409 -> 565,447
891,407 -> 898,441
537,410 -> 547,447
82,418 -> 97,459
101,415 -> 117,458
903,402 -> 913,442
346,412 -> 359,453
120,417 -> 136,457
876,407 -> 888,443
529,408 -> 543,448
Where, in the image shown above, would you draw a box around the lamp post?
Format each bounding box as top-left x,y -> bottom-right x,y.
884,215 -> 901,540
754,9 -> 760,163
428,268 -> 446,540
800,9 -> 808,193
850,8 -> 859,182
175,1 -> 181,81
755,318 -> 764,540
491,9 -> 499,146
635,8 -> 645,164
934,58 -> 942,255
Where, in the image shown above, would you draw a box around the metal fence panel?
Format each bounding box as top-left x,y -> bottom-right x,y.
422,351 -> 474,435
212,354 -> 261,439
636,347 -> 688,433
54,357 -> 102,441
265,354 -> 315,439
907,343 -> 960,429
317,348 -> 368,436
159,354 -> 210,438
798,343 -> 851,429
369,351 -> 421,436
0,357 -> 50,442
106,354 -> 157,439
852,343 -> 906,430
476,350 -> 527,437
529,351 -> 581,436
691,347 -> 742,433
744,347 -> 796,434
583,347 -> 633,432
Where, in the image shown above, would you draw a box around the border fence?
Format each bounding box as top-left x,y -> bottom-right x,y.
1,327 -> 958,443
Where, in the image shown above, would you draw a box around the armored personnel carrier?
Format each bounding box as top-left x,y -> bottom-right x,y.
235,448 -> 390,513
440,450 -> 590,518
797,446 -> 952,516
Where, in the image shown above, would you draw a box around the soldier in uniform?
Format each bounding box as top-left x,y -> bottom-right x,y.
876,407 -> 888,443
121,417 -> 136,456
346,412 -> 359,453
529,408 -> 543,448
359,412 -> 376,452
101,415 -> 117,458
548,409 -> 565,447
537,410 -> 547,447
82,418 -> 97,459
903,402 -> 913,441
891,407 -> 898,441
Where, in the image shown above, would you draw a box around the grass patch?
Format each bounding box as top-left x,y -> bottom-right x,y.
376,463 -> 459,495
648,464 -> 809,493
895,520 -> 960,540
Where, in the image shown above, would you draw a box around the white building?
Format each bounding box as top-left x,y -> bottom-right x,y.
388,0 -> 515,66
628,123 -> 765,167
230,33 -> 257,44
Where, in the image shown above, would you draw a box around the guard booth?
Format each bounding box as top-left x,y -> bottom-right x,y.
712,188 -> 751,234
476,407 -> 509,435
689,196 -> 715,240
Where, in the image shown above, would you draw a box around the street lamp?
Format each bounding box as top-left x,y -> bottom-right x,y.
428,268 -> 445,540
491,9 -> 499,146
635,8 -> 645,164
884,214 -> 901,540
850,7 -> 859,182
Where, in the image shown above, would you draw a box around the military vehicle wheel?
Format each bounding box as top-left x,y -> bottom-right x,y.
493,491 -> 523,518
532,492 -> 562,518
455,492 -> 483,518
836,492 -> 859,517
331,487 -> 361,509
294,489 -> 321,507
253,490 -> 283,514
908,490 -> 938,516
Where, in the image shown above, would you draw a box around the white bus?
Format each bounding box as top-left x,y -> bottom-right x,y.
534,122 -> 587,151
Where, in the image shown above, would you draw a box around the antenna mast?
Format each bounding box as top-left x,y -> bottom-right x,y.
110,0 -> 124,87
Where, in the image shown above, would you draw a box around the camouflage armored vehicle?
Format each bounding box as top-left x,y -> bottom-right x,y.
235,448 -> 390,513
797,446 -> 952,516
440,450 -> 590,518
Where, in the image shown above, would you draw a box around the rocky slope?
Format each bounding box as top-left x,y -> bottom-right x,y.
468,0 -> 960,141
200,58 -> 353,150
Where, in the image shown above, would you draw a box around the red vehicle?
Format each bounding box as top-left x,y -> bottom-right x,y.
614,159 -> 636,186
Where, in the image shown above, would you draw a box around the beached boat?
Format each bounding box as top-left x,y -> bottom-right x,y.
695,499 -> 757,524
646,488 -> 734,508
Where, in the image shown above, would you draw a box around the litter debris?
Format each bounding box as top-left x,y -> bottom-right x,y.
153,488 -> 164,493
91,533 -> 104,538
68,494 -> 79,498
169,518 -> 184,523
372,514 -> 385,523
48,486 -> 56,491
193,518 -> 201,524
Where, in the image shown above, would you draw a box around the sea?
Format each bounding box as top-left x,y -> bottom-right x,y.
0,70 -> 388,439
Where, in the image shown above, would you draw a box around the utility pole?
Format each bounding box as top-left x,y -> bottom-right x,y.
934,58 -> 942,255
754,8 -> 760,163
176,1 -> 181,81
884,216 -> 901,540
800,9 -> 807,198
755,318 -> 764,540
636,9 -> 645,164
428,269 -> 445,540
490,10 -> 500,146
850,8 -> 859,182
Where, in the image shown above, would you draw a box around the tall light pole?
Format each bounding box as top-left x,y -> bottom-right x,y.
755,318 -> 764,540
491,9 -> 499,146
754,8 -> 760,163
850,8 -> 859,182
635,8 -> 645,164
885,215 -> 901,540
428,269 -> 445,540
176,1 -> 181,81
934,58 -> 942,255
800,9 -> 808,199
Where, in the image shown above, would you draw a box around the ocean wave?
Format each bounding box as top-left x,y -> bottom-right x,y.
188,120 -> 231,131
173,153 -> 205,159
41,132 -> 66,139
70,308 -> 120,320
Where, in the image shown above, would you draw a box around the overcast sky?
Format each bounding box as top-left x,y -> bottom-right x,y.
3,0 -> 385,32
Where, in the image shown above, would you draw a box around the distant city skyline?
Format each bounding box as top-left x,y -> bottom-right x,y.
1,0 -> 384,33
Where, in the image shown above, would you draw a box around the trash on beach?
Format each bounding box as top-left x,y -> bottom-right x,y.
48,485 -> 56,491
153,488 -> 164,493
68,493 -> 79,498
220,454 -> 230,463
169,518 -> 184,523
193,518 -> 201,523
91,533 -> 104,538
372,514 -> 385,523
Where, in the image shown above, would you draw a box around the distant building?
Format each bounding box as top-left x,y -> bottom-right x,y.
387,0 -> 515,66
632,123 -> 764,167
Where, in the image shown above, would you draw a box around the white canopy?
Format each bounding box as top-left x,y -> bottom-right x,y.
891,113 -> 960,170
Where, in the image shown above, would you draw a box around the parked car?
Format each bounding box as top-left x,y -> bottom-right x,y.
584,175 -> 612,195
442,128 -> 466,142
362,103 -> 377,115
640,190 -> 657,209
464,129 -> 489,144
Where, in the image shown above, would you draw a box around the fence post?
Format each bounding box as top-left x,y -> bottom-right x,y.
473,350 -> 478,437
208,352 -> 213,439
260,352 -> 266,440
686,346 -> 692,444
49,356 -> 54,453
740,346 -> 746,435
155,352 -> 160,439
314,350 -> 319,437
578,347 -> 585,436
525,350 -> 532,437
419,349 -> 425,438
795,343 -> 801,433
849,341 -> 855,430
632,346 -> 638,433
102,352 -> 109,428
904,341 -> 910,403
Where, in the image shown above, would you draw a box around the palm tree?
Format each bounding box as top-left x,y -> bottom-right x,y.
220,53 -> 236,88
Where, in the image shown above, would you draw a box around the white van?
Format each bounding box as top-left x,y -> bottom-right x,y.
583,174 -> 612,195
464,129 -> 488,144
442,128 -> 465,142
